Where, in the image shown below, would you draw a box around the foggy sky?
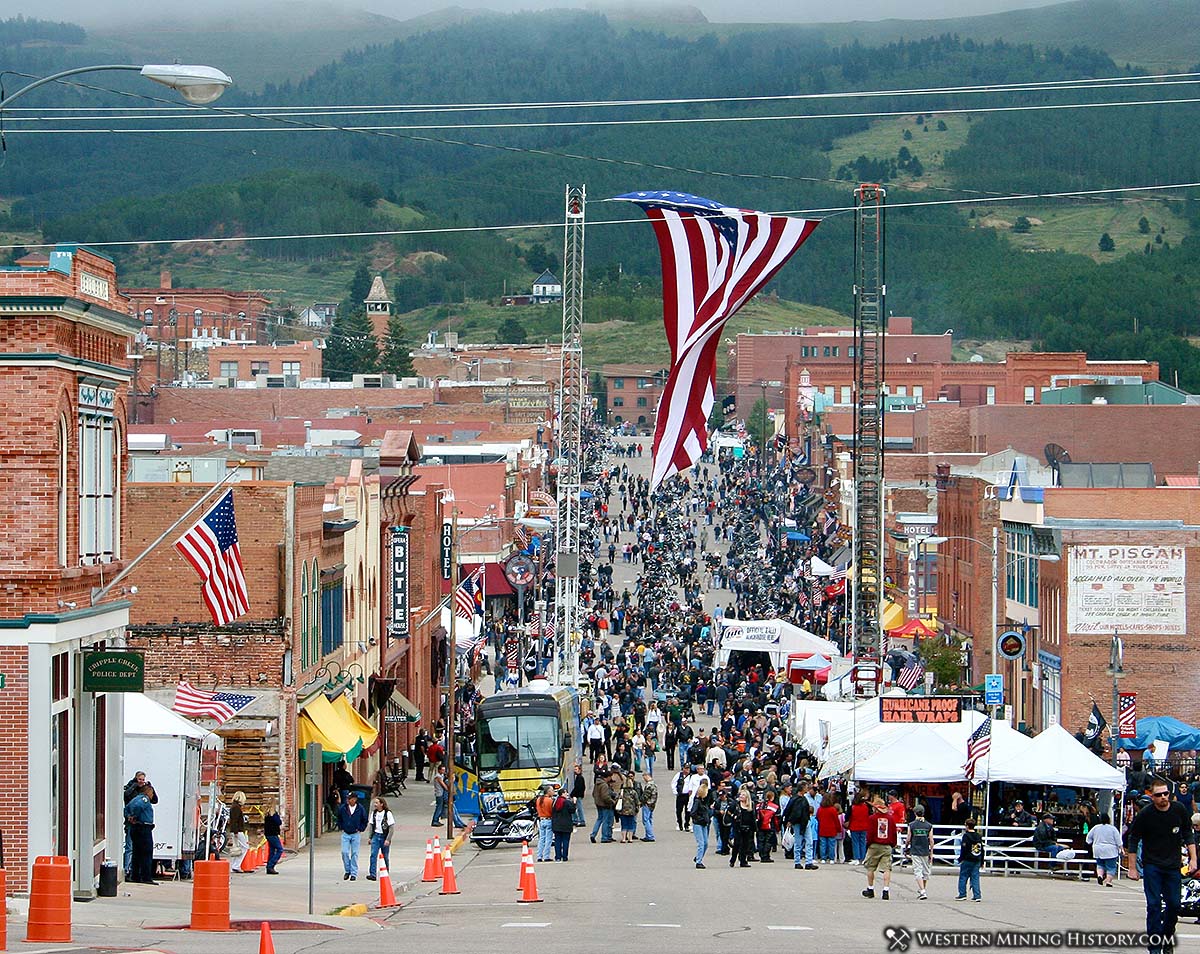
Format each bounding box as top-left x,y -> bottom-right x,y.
8,0 -> 1070,28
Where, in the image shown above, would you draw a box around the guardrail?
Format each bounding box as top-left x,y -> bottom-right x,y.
917,823 -> 1099,878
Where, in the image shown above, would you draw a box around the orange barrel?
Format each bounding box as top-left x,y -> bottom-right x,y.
25,856 -> 71,942
189,860 -> 231,931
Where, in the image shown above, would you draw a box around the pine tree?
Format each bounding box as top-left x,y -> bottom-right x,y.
379,311 -> 414,377
324,308 -> 379,380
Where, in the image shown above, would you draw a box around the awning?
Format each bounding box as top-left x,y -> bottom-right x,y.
331,693 -> 379,750
298,694 -> 363,763
882,600 -> 905,632
385,688 -> 422,724
440,562 -> 514,597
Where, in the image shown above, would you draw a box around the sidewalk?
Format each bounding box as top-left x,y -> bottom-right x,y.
5,779 -> 468,949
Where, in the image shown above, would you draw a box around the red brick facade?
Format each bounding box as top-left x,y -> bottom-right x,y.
206,341 -> 323,381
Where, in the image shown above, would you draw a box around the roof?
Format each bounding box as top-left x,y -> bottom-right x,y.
366,276 -> 391,303
601,364 -> 666,378
1165,475 -> 1200,487
413,461 -> 508,518
533,270 -> 560,285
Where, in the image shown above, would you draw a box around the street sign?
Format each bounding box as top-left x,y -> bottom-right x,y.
997,630 -> 1026,661
984,673 -> 1003,707
440,521 -> 453,580
304,742 -> 323,785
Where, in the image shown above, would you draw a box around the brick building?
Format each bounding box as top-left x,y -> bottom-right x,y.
0,245 -> 137,894
1033,488 -> 1200,739
206,341 -> 323,383
412,342 -> 564,385
599,364 -> 666,430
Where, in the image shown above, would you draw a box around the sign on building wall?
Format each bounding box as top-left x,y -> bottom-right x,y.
391,527 -> 409,638
1067,545 -> 1187,636
81,650 -> 145,693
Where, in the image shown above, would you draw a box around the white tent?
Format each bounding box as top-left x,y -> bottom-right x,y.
123,691 -> 208,739
717,618 -> 840,670
792,699 -> 858,754
850,725 -> 974,783
988,723 -> 1126,790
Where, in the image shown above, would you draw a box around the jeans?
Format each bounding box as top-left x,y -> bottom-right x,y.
537,818 -> 554,861
706,700 -> 715,715
591,807 -> 614,841
958,860 -> 982,899
1143,862 -> 1182,953
694,822 -> 710,863
716,821 -> 730,852
341,832 -> 360,877
574,798 -> 586,826
851,830 -> 867,861
124,827 -> 133,874
266,835 -> 284,872
792,823 -> 808,867
820,835 -> 838,861
369,833 -> 389,878
432,792 -> 447,826
553,830 -> 571,861
645,754 -> 655,777
641,805 -> 655,840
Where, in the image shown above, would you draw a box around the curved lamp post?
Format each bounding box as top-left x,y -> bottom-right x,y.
1,63 -> 232,110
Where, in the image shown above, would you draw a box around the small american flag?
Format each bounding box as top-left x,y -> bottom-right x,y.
897,657 -> 925,691
1118,692 -> 1138,739
175,489 -> 249,626
613,191 -> 818,488
454,567 -> 483,621
964,717 -> 992,782
173,681 -> 254,725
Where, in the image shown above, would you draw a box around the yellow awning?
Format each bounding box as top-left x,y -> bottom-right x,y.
882,599 -> 905,632
331,693 -> 379,750
298,694 -> 363,763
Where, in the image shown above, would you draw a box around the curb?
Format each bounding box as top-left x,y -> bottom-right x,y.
393,827 -> 473,899
332,902 -> 369,917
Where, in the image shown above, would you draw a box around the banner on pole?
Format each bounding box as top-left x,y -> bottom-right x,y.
1118,692 -> 1138,738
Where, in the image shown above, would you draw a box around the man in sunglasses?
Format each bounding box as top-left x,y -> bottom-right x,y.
1127,778 -> 1198,954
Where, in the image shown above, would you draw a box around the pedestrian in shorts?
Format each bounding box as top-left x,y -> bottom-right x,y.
908,804 -> 934,900
861,793 -> 897,900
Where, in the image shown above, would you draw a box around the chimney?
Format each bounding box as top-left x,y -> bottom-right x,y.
160,269 -> 172,289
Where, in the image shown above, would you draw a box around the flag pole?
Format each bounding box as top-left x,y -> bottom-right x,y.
91,461 -> 246,605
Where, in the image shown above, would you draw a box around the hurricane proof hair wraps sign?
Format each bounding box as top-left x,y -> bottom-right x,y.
1067,545 -> 1186,636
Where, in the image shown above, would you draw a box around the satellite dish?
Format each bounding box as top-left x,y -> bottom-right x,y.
1044,443 -> 1072,467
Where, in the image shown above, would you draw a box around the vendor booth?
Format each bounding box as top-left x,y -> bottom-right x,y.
717,618 -> 841,671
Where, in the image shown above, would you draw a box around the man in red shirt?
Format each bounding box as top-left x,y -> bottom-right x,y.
862,793 -> 897,900
887,791 -> 907,829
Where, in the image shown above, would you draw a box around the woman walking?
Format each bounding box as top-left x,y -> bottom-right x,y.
1085,812 -> 1122,886
817,794 -> 842,863
615,770 -> 640,843
263,801 -> 284,875
729,788 -> 756,868
228,792 -> 249,871
367,796 -> 395,881
690,777 -> 713,868
848,790 -> 870,864
551,783 -> 576,861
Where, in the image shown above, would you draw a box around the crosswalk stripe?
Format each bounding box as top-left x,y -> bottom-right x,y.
767,926 -> 813,931
502,922 -> 551,928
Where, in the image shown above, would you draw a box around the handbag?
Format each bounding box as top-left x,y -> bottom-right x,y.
614,797 -> 624,814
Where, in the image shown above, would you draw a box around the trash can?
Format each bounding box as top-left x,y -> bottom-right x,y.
98,862 -> 118,898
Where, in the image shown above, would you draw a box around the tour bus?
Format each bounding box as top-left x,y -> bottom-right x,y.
472,681 -> 582,814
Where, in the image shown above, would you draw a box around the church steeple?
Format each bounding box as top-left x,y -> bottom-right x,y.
364,275 -> 391,318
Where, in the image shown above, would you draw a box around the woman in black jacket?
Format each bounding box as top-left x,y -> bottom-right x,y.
550,785 -> 577,862
729,787 -> 757,868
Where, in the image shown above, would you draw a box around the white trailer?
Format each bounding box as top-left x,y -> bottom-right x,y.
123,693 -> 206,862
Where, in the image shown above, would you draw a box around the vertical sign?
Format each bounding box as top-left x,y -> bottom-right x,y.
391,527 -> 409,637
984,673 -> 1003,707
440,521 -> 453,580
1118,692 -> 1138,738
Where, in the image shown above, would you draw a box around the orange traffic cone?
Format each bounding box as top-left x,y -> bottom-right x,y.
258,921 -> 276,954
438,849 -> 460,896
420,840 -> 439,882
517,855 -> 542,904
239,844 -> 256,874
431,837 -> 444,878
377,853 -> 400,908
517,841 -> 531,893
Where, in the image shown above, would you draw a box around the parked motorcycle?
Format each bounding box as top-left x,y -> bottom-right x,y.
470,802 -> 539,850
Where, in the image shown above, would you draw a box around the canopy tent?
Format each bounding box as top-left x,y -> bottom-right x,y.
298,694 -> 364,763
1115,716 -> 1200,752
789,654 -> 832,670
717,619 -> 840,670
124,692 -> 208,739
785,531 -> 811,542
988,723 -> 1126,789
881,600 -> 905,632
810,557 -> 837,577
792,699 -> 858,755
886,617 -> 937,638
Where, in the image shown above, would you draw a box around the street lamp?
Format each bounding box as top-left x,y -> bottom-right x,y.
0,64 -> 232,111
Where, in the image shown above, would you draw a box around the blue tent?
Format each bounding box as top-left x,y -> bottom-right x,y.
1116,716 -> 1200,751
785,531 -> 810,542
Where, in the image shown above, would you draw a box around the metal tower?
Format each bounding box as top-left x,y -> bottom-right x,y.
852,184 -> 886,659
554,184 -> 586,683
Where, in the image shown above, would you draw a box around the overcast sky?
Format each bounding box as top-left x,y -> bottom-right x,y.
16,0 -> 1068,27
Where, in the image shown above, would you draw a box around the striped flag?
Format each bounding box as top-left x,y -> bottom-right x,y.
964,717 -> 992,781
174,489 -> 250,626
454,567 -> 484,621
614,191 -> 818,488
172,681 -> 254,725
1118,692 -> 1138,738
897,657 -> 925,691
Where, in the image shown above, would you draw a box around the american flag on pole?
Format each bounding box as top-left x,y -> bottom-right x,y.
1118,692 -> 1138,738
613,191 -> 819,488
897,657 -> 925,691
454,567 -> 484,621
174,489 -> 250,626
172,681 -> 254,725
964,716 -> 992,782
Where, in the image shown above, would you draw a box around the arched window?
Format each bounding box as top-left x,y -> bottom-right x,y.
57,415 -> 68,566
300,562 -> 310,670
310,559 -> 320,663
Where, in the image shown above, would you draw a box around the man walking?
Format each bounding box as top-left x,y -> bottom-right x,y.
591,768 -> 616,843
862,794 -> 897,900
638,771 -> 658,842
784,780 -> 815,870
1127,778 -> 1198,954
672,765 -> 692,831
956,817 -> 985,901
908,805 -> 933,900
336,790 -> 368,881
570,762 -> 587,827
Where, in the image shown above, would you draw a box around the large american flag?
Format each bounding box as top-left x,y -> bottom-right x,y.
897,657 -> 925,691
454,567 -> 484,621
175,489 -> 249,626
173,681 -> 254,724
964,717 -> 992,782
614,192 -> 819,488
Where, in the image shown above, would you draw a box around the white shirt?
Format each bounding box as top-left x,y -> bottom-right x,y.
705,745 -> 727,769
684,773 -> 705,797
371,809 -> 395,835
